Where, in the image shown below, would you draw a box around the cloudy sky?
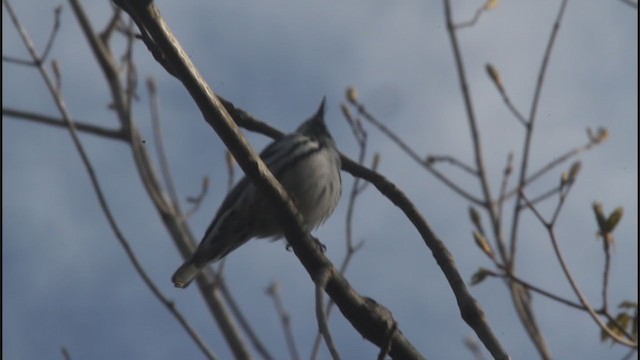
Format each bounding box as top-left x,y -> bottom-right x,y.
3,0 -> 637,359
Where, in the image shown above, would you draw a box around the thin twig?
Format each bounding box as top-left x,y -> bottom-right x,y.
41,5 -> 63,63
2,108 -> 126,140
492,269 -> 586,311
519,185 -> 561,210
266,283 -> 301,360
69,2 -> 253,358
501,137 -> 603,202
225,150 -> 235,192
508,0 -> 569,265
2,1 -> 219,358
486,64 -> 528,126
488,266 -> 632,340
600,231 -> 612,312
311,105 -> 369,359
520,191 -> 637,347
315,272 -> 341,360
216,277 -> 276,360
445,0 -> 552,356
464,337 -> 485,360
148,77 -> 183,215
99,5 -> 122,43
61,347 -> 71,360
350,101 -> 484,205
2,55 -> 35,66
122,18 -> 138,117
455,1 -> 493,29
442,0 -> 508,264
426,155 -> 479,176
185,176 -> 210,218
496,153 -> 513,219
500,91 -> 528,126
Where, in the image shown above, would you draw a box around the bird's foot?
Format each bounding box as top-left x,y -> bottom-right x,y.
284,236 -> 327,253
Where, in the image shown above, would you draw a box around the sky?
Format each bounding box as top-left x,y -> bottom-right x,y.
2,1 -> 638,359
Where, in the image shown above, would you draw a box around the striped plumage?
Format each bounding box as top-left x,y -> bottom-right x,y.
172,98 -> 342,288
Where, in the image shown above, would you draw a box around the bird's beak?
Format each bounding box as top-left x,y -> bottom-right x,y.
315,96 -> 327,119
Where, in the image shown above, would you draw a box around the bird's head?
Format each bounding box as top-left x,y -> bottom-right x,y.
297,97 -> 332,140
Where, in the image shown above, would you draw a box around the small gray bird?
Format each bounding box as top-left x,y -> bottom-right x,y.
172,98 -> 342,288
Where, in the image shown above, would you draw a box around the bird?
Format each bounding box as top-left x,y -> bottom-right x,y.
172,98 -> 342,288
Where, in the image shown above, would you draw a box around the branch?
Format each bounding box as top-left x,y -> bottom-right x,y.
348,99 -> 484,206
113,1 -> 426,358
216,277 -> 276,360
2,107 -> 126,140
147,77 -> 184,215
520,192 -> 637,348
501,133 -> 606,202
67,1 -> 252,357
507,0 -> 569,265
205,96 -> 512,360
315,273 -> 341,360
2,1 -> 219,358
311,105 -> 370,360
266,283 -> 301,360
442,0 -> 509,266
208,94 -> 511,360
444,0 -> 552,357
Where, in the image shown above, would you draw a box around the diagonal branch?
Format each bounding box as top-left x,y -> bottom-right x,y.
200,96 -> 510,360
66,1 -> 252,358
112,1 -> 428,358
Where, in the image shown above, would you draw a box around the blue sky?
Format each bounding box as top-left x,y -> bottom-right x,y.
3,1 -> 637,359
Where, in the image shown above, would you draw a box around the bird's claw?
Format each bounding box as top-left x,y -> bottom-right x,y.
284,236 -> 327,253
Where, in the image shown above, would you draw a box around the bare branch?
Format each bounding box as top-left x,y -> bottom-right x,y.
2,2 -> 219,357
185,176 -> 210,218
601,232 -> 612,312
216,277 -> 276,360
99,5 -> 122,43
508,0 -> 569,264
464,336 -> 486,360
266,283 -> 301,360
2,55 -> 35,66
442,0 -> 510,269
67,1 -> 252,357
520,191 -> 637,347
208,96 -> 507,360
113,1 -> 429,358
496,153 -> 513,219
501,134 -> 606,202
315,272 -> 341,360
348,99 -> 484,206
444,0 -> 556,356
41,5 -> 63,63
488,267 -> 634,341
148,76 -> 184,214
225,150 -> 236,192
426,154 -> 478,176
61,347 -> 71,360
454,0 -> 497,29
2,107 -> 126,140
485,63 -> 528,126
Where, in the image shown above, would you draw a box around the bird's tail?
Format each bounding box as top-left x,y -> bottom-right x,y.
171,260 -> 202,288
